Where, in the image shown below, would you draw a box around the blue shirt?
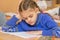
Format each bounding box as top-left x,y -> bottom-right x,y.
3,13 -> 59,36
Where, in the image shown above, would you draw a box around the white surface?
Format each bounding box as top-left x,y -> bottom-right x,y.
36,0 -> 47,10
37,0 -> 59,15
0,31 -> 41,38
5,12 -> 16,17
54,20 -> 60,23
47,7 -> 59,15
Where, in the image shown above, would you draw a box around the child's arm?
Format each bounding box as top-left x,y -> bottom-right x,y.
33,0 -> 39,2
6,13 -> 22,27
43,14 -> 58,29
42,14 -> 59,36
2,14 -> 22,32
6,15 -> 19,26
2,15 -> 19,32
46,15 -> 58,29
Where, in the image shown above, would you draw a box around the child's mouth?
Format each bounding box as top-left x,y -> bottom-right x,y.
29,22 -> 34,25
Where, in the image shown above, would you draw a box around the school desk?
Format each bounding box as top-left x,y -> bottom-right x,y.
0,27 -> 41,40
0,19 -> 60,40
0,31 -> 60,40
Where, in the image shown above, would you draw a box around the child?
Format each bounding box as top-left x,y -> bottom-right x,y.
34,0 -> 47,13
34,0 -> 60,20
2,0 -> 60,38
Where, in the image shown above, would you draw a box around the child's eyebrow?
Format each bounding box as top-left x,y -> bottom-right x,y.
29,14 -> 33,17
22,14 -> 33,18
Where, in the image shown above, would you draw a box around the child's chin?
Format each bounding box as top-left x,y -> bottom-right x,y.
29,23 -> 35,26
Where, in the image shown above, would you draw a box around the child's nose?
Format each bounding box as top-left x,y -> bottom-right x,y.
28,18 -> 31,22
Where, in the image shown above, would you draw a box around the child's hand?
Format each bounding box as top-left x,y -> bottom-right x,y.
16,13 -> 22,24
33,0 -> 39,2
16,13 -> 21,19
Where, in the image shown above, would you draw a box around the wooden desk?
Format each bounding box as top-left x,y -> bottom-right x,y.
0,32 -> 25,40
0,31 -> 60,40
0,32 -> 40,40
0,20 -> 60,40
57,21 -> 60,26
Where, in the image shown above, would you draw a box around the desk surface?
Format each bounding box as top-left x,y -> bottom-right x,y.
0,32 -> 25,40
0,31 -> 41,40
0,32 -> 60,40
54,20 -> 60,26
0,20 -> 60,40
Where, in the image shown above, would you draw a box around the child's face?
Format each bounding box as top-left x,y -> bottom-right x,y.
21,8 -> 38,25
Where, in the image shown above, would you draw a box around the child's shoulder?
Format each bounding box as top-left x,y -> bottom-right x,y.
38,13 -> 53,22
39,13 -> 51,17
38,13 -> 53,21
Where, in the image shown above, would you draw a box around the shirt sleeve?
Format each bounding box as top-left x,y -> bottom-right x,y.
42,14 -> 59,36
53,27 -> 60,38
6,15 -> 19,27
44,14 -> 58,29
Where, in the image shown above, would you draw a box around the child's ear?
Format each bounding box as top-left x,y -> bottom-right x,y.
35,8 -> 40,13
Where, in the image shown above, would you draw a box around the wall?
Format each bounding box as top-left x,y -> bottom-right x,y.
0,0 -> 22,13
0,0 -> 59,13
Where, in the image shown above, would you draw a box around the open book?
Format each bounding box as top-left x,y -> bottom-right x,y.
54,20 -> 60,23
0,31 -> 42,38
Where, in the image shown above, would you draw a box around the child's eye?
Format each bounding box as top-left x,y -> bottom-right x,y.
29,15 -> 33,18
24,18 -> 28,20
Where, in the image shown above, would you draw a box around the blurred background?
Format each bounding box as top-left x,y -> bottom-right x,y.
0,0 -> 60,25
